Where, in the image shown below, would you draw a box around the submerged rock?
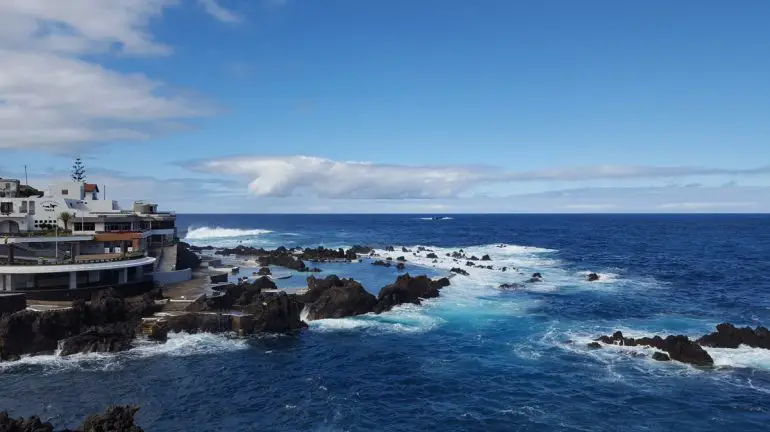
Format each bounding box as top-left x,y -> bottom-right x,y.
587,272 -> 600,282
652,352 -> 671,361
697,323 -> 770,350
499,283 -> 522,290
527,273 -> 543,283
396,262 -> 406,271
425,253 -> 438,259
372,260 -> 391,267
596,331 -> 713,366
481,254 -> 491,261
587,342 -> 602,349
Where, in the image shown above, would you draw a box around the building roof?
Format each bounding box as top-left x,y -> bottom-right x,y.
84,183 -> 100,193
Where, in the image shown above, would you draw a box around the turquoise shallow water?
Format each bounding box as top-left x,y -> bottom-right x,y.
1,214 -> 769,431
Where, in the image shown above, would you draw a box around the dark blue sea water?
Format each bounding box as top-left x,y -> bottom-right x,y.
2,214 -> 770,431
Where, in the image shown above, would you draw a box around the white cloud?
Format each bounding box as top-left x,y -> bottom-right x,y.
190,155 -> 770,200
194,155 -> 494,199
0,0 -> 215,151
198,0 -> 240,23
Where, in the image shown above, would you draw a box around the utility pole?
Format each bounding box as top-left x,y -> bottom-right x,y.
24,165 -> 28,185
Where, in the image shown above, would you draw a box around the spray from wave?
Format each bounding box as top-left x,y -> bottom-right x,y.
185,226 -> 273,240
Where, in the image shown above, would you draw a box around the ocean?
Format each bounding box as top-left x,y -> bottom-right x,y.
1,214 -> 770,431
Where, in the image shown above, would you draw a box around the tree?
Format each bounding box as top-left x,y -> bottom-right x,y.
59,212 -> 74,231
71,158 -> 86,182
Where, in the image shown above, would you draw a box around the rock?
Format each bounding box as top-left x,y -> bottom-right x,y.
0,289 -> 160,360
426,253 -> 438,259
499,283 -> 522,290
349,245 -> 373,255
259,253 -> 307,272
372,260 -> 391,267
587,272 -> 600,282
244,292 -> 304,332
596,331 -> 713,366
587,342 -> 602,349
402,247 -> 411,253
257,267 -> 271,276
0,412 -> 53,431
481,254 -> 491,261
451,251 -> 465,259
305,279 -> 377,320
76,405 -> 144,432
469,256 -> 480,261
450,267 -> 469,276
396,256 -> 406,262
417,247 -> 426,252
386,257 -> 393,261
527,272 -> 543,283
58,322 -> 136,357
385,246 -> 395,252
697,323 -> 770,350
501,267 -> 507,272
396,262 -> 406,271
652,352 -> 671,361
466,261 -> 475,267
433,277 -> 451,289
373,274 -> 449,314
146,321 -> 169,343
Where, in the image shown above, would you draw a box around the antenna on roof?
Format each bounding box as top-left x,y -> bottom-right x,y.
24,165 -> 28,185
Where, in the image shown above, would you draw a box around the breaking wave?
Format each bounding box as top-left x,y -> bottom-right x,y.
185,226 -> 273,240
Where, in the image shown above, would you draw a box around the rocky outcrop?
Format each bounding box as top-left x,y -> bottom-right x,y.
596,331 -> 713,366
76,405 -> 144,432
450,267 -> 469,276
652,352 -> 671,361
304,278 -> 377,320
426,253 -> 438,259
499,283 -> 522,289
372,274 -> 448,314
257,267 -> 271,276
697,323 -> 770,350
481,254 -> 491,261
372,260 -> 391,267
0,289 -> 160,361
349,245 -> 373,255
0,405 -> 144,432
396,262 -> 406,270
587,273 -> 600,282
259,253 -> 307,272
176,242 -> 201,270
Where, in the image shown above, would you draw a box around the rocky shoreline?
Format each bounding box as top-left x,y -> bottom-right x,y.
589,323 -> 770,367
0,245 -> 454,361
0,405 -> 142,432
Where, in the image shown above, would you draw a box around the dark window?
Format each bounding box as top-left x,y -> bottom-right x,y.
0,202 -> 12,215
29,201 -> 35,215
74,222 -> 96,231
61,189 -> 68,195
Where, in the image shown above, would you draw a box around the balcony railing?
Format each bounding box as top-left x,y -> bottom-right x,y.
1,230 -> 75,238
0,251 -> 147,266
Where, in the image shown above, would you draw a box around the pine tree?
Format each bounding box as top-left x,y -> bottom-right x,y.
71,158 -> 86,182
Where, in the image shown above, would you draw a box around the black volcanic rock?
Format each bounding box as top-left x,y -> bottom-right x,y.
402,247 -> 411,253
652,352 -> 671,361
396,262 -> 406,271
450,267 -> 469,276
257,267 -> 271,276
481,254 -> 491,261
587,272 -> 600,282
499,283 -> 522,289
349,245 -> 373,255
697,323 -> 770,350
0,289 -> 160,360
385,246 -> 395,252
426,253 -> 438,259
396,256 -> 406,262
373,274 -> 447,314
596,331 -> 713,366
305,279 -> 377,320
372,260 -> 391,267
76,405 -> 144,432
0,411 -> 53,431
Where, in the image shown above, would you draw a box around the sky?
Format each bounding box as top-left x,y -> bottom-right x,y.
0,0 -> 769,213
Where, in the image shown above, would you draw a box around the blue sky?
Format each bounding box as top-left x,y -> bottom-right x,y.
0,0 -> 769,213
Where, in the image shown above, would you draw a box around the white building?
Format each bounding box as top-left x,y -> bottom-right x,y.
0,179 -> 178,293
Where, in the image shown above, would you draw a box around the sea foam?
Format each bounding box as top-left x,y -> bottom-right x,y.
185,226 -> 273,240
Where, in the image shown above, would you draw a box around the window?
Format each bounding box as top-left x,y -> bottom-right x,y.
61,189 -> 68,195
19,201 -> 27,213
74,222 -> 96,231
0,202 -> 12,215
28,201 -> 35,215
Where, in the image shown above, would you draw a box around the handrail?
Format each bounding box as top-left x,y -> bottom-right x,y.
0,253 -> 148,266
